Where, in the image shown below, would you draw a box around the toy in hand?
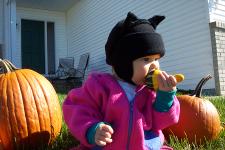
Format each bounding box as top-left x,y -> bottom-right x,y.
145,69 -> 184,90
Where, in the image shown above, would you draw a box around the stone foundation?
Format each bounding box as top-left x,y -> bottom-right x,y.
210,21 -> 225,96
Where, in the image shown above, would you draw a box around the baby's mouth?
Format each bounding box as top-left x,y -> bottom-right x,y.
147,69 -> 156,76
144,70 -> 155,88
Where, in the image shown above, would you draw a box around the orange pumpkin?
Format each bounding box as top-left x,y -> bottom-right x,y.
163,75 -> 222,144
0,59 -> 62,149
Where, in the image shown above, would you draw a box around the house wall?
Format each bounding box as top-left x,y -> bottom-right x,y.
16,7 -> 67,72
209,0 -> 225,22
0,0 -> 3,44
0,0 -> 3,58
66,0 -> 214,90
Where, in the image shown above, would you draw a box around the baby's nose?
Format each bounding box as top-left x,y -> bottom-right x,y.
149,61 -> 159,71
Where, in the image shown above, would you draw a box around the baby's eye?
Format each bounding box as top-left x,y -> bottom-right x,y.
143,57 -> 158,62
143,58 -> 150,62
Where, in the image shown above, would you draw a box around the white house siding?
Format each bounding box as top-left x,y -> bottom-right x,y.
0,0 -> 3,44
67,0 -> 214,90
16,7 -> 67,72
209,0 -> 225,22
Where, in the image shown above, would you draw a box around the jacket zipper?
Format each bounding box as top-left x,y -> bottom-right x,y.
126,100 -> 134,150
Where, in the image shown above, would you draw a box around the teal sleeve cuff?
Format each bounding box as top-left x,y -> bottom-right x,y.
86,122 -> 112,144
153,89 -> 177,112
86,122 -> 104,144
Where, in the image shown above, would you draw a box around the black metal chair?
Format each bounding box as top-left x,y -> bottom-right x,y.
46,53 -> 89,92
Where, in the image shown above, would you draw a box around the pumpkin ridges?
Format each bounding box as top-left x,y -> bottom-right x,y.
22,70 -> 49,131
19,69 -> 54,146
13,70 -> 31,143
0,75 -> 6,149
30,70 -> 62,141
39,74 -> 58,135
29,70 -> 53,139
14,70 -> 31,139
0,74 -> 14,149
30,73 -> 50,132
198,99 -> 206,136
19,70 -> 47,132
7,72 -> 19,148
198,99 -> 209,139
44,79 -> 62,140
194,98 -> 215,139
6,73 -> 17,148
31,70 -> 52,133
14,71 -> 30,140
13,71 -> 29,140
43,77 -> 62,140
205,101 -> 213,138
15,70 -> 40,138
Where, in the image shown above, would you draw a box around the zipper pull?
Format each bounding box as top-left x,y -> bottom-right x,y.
130,100 -> 134,111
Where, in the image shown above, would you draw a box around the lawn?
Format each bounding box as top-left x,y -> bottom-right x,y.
47,94 -> 225,150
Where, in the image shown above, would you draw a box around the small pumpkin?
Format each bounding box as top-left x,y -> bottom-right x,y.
0,59 -> 62,149
163,75 -> 222,144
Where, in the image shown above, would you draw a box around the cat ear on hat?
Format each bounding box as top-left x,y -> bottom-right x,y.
124,12 -> 139,27
148,15 -> 165,29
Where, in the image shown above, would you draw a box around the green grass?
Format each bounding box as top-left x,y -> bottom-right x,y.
46,94 -> 78,150
47,94 -> 225,150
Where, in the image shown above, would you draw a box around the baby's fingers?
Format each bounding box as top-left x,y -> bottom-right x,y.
95,134 -> 112,146
158,71 -> 177,91
101,124 -> 114,135
168,75 -> 177,87
95,139 -> 106,146
101,131 -> 112,139
95,123 -> 113,146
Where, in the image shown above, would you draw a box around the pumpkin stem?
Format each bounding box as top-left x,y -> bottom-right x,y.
190,74 -> 212,97
4,59 -> 18,70
0,59 -> 18,73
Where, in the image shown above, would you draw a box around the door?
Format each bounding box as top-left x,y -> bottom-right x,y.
21,19 -> 45,74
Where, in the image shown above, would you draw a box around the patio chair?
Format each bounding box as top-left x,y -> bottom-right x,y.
47,53 -> 89,91
46,57 -> 75,80
69,53 -> 89,83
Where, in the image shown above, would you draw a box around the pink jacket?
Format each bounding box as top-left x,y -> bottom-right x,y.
63,72 -> 180,150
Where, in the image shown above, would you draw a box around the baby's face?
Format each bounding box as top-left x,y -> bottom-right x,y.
132,54 -> 160,85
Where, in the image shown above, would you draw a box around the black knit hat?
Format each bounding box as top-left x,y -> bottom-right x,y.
105,12 -> 165,84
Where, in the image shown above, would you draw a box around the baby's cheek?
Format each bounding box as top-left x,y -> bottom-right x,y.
133,76 -> 146,85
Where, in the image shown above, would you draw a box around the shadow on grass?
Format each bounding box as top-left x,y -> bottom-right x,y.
47,125 -> 79,150
51,79 -> 83,94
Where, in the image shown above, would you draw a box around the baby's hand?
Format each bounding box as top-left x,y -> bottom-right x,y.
95,123 -> 114,146
157,71 -> 177,92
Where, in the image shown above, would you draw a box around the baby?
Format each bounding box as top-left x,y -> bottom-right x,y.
63,12 -> 180,150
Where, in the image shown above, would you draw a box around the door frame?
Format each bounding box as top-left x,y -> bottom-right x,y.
19,18 -> 55,74
3,0 -> 17,62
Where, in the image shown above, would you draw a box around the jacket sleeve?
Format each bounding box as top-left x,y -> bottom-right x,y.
152,95 -> 180,130
62,73 -> 106,147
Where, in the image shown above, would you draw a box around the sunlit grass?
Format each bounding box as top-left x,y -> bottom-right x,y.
46,93 -> 78,150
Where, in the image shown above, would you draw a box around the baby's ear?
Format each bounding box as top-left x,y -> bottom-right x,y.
124,12 -> 139,27
148,15 -> 165,29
